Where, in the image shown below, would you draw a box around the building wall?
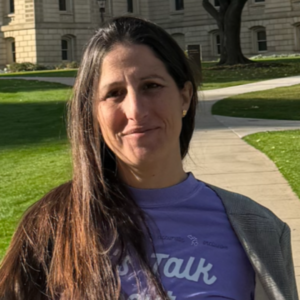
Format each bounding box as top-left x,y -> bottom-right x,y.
34,0 -> 100,66
242,0 -> 300,57
0,0 -> 101,67
147,0 -> 300,61
35,27 -> 96,65
32,0 -> 151,66
140,0 -> 150,18
1,0 -> 300,68
0,0 -> 37,67
3,29 -> 37,64
0,0 -> 6,67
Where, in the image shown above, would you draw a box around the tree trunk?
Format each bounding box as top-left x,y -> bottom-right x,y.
217,0 -> 229,64
224,0 -> 251,64
202,0 -> 252,65
218,29 -> 227,65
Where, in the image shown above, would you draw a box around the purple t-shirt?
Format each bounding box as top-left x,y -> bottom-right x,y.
118,173 -> 255,299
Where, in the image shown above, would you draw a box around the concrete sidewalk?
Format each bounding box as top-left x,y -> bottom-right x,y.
214,115 -> 300,138
0,76 -> 75,86
184,76 -> 300,291
2,75 -> 300,290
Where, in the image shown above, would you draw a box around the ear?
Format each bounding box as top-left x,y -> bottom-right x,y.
180,81 -> 193,112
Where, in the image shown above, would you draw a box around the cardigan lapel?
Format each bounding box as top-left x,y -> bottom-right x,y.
206,184 -> 290,300
225,213 -> 285,300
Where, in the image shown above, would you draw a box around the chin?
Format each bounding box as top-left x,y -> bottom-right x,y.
122,148 -> 163,167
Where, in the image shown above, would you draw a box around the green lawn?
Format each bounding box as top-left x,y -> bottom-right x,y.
212,84 -> 300,120
202,57 -> 300,90
1,74 -> 300,260
0,80 -> 72,258
244,130 -> 300,199
2,57 -> 300,90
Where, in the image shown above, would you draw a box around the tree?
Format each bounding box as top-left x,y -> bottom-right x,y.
203,0 -> 252,65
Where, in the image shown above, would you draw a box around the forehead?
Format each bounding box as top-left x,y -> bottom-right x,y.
99,43 -> 169,82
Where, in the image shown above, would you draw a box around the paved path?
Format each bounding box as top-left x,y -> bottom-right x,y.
2,75 -> 300,290
184,76 -> 300,291
0,76 -> 76,86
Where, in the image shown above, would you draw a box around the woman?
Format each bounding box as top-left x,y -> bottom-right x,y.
0,16 -> 298,300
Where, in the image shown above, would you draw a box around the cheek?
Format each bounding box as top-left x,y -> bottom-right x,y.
97,103 -> 124,144
159,95 -> 183,127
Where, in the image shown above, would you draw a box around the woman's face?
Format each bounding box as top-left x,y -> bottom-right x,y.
96,43 -> 192,169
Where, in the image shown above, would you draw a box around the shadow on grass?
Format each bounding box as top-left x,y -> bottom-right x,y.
212,98 -> 300,120
0,102 -> 68,148
0,79 -> 71,93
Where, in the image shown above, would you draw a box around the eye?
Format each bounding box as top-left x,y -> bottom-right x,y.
143,82 -> 161,90
104,88 -> 126,100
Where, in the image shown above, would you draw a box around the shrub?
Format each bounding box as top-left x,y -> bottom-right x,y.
8,62 -> 47,72
34,64 -> 48,71
55,62 -> 67,70
55,61 -> 79,70
66,61 -> 78,69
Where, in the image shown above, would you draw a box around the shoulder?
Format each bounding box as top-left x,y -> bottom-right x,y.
205,183 -> 286,232
10,181 -> 73,249
0,181 -> 72,298
204,185 -> 299,300
30,181 -> 72,209
21,181 -> 72,231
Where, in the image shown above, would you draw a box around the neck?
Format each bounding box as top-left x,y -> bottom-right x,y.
117,157 -> 187,189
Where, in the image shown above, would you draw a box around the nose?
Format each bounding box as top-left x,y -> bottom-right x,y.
123,87 -> 148,121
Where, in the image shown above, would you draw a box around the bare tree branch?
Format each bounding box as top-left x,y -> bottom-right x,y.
202,0 -> 219,22
219,0 -> 230,15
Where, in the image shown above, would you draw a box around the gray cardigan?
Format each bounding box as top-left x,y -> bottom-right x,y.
208,184 -> 299,300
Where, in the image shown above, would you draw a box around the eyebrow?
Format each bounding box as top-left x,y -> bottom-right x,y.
100,74 -> 167,91
100,82 -> 124,91
139,75 -> 167,81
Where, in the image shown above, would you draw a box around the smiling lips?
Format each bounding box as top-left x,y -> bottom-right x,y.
122,127 -> 159,136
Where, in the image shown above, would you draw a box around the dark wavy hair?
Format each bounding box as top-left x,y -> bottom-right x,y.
0,16 -> 200,299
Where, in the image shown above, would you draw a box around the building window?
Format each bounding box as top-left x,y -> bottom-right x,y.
9,0 -> 15,13
175,0 -> 184,10
127,0 -> 133,12
59,0 -> 67,11
11,42 -> 16,62
293,23 -> 300,51
61,40 -> 68,60
250,26 -> 268,53
6,38 -> 16,64
210,30 -> 221,56
61,35 -> 76,61
257,30 -> 267,51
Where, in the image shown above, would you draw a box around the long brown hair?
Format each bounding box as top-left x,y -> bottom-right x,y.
0,16 -> 200,299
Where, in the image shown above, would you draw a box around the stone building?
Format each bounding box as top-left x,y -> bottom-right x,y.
0,0 -> 102,67
1,0 -> 300,68
155,0 -> 300,61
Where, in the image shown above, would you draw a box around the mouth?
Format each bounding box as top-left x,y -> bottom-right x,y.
122,127 -> 159,136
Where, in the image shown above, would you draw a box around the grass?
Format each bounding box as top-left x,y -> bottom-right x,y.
1,68 -> 299,260
212,84 -> 300,120
1,57 -> 300,90
201,57 -> 300,90
244,130 -> 300,199
0,80 -> 72,258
